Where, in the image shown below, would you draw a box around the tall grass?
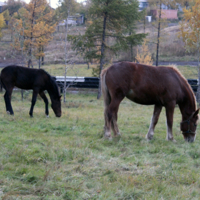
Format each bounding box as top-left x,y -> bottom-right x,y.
0,91 -> 200,199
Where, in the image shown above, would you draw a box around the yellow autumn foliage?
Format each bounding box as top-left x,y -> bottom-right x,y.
135,39 -> 153,65
11,0 -> 56,61
0,13 -> 5,38
179,0 -> 200,52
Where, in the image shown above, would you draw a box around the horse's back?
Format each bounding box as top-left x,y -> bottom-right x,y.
0,65 -> 49,90
104,62 -> 189,105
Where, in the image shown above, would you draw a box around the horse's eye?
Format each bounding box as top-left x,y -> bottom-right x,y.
194,123 -> 197,127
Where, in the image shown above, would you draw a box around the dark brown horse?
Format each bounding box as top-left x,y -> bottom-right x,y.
0,65 -> 62,117
101,61 -> 199,142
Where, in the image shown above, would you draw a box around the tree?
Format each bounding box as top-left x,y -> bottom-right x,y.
2,9 -> 10,26
68,33 -> 99,69
148,0 -> 170,66
179,0 -> 200,104
11,0 -> 56,68
0,13 -> 5,39
3,0 -> 25,16
56,0 -> 79,20
135,39 -> 153,65
80,0 -> 146,98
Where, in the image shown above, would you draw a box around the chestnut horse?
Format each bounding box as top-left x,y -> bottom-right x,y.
101,62 -> 199,142
0,65 -> 62,117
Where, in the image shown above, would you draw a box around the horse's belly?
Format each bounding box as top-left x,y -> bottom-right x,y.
126,89 -> 159,105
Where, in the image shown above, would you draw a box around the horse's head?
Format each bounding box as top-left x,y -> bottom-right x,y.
51,95 -> 62,117
181,109 -> 199,142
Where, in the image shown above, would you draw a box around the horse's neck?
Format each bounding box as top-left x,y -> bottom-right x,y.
179,92 -> 196,120
46,81 -> 57,100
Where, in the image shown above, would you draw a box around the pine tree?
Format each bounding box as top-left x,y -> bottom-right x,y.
74,0 -> 146,98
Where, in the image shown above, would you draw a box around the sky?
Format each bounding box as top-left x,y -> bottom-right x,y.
23,0 -> 82,8
23,0 -> 60,9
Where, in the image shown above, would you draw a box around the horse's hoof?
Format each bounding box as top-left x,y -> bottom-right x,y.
167,138 -> 176,142
46,115 -> 49,118
146,134 -> 153,140
7,111 -> 14,115
116,132 -> 121,137
104,135 -> 112,141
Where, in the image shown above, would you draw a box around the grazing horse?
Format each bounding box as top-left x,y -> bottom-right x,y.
101,61 -> 199,142
0,65 -> 62,117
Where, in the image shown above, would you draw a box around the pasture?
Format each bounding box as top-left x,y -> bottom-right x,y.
0,89 -> 200,199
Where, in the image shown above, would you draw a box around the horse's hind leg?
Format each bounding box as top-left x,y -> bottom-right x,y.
39,91 -> 49,117
110,101 -> 121,137
105,98 -> 124,138
29,90 -> 38,117
4,88 -> 14,115
104,107 -> 112,138
146,105 -> 162,140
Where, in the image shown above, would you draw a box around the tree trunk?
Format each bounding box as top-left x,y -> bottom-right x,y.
64,17 -> 69,103
129,31 -> 133,61
156,1 -> 161,66
42,56 -> 44,65
28,59 -> 33,68
97,12 -> 107,99
39,57 -> 41,69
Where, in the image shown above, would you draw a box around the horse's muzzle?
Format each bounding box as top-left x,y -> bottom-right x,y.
184,135 -> 195,142
56,113 -> 61,117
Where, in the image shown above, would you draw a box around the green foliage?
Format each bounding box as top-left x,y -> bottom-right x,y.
3,0 -> 24,16
56,0 -> 79,20
68,34 -> 101,65
69,0 -> 146,75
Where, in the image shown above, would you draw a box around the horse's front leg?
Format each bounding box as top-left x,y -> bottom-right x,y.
39,91 -> 49,117
146,105 -> 162,140
165,102 -> 176,141
29,91 -> 38,117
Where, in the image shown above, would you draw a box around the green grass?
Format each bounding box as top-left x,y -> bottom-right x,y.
40,64 -> 97,77
39,64 -> 199,79
0,91 -> 200,199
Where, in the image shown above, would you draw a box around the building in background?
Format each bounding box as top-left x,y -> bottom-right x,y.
138,0 -> 178,20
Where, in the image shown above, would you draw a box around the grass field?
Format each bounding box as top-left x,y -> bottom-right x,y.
40,63 -> 199,80
0,90 -> 200,199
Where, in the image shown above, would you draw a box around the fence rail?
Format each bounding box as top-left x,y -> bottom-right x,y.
55,76 -> 199,94
187,79 -> 198,93
55,76 -> 99,92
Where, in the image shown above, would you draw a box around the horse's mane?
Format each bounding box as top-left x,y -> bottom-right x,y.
167,64 -> 197,110
43,70 -> 60,97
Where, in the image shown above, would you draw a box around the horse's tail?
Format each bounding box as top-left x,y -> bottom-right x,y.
101,68 -> 111,108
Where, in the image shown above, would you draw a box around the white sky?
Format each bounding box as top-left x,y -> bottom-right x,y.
22,0 -> 82,8
22,0 -> 60,9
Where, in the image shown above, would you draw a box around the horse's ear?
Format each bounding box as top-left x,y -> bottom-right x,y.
59,95 -> 62,100
193,109 -> 199,117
